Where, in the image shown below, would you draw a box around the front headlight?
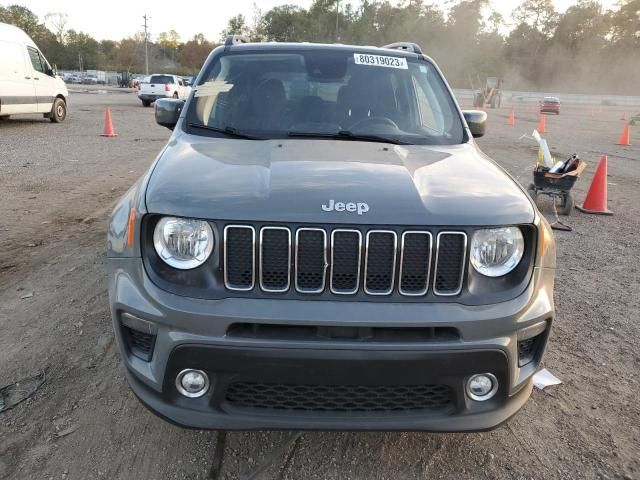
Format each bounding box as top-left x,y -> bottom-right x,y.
470,227 -> 524,277
153,217 -> 214,269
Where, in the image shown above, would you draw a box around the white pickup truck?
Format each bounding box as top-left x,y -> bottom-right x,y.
138,74 -> 190,107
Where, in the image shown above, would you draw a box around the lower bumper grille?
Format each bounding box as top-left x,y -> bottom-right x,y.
123,326 -> 155,361
225,382 -> 453,413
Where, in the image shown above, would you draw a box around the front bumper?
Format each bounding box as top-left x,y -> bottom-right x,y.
138,94 -> 166,102
108,258 -> 554,431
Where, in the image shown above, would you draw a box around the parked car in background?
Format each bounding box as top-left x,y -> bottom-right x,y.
0,22 -> 68,122
137,74 -> 190,107
539,96 -> 560,115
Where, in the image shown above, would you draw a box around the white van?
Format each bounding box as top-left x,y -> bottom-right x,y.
0,22 -> 68,122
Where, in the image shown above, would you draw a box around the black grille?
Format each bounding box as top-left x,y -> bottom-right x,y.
225,382 -> 452,413
123,326 -> 155,361
400,232 -> 432,295
330,230 -> 361,293
434,233 -> 466,295
295,229 -> 326,292
365,231 -> 396,294
260,228 -> 290,291
224,226 -> 255,290
222,225 -> 467,297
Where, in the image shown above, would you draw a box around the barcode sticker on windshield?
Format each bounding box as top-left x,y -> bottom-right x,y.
353,53 -> 408,69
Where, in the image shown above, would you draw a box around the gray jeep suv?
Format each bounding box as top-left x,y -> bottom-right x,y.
107,37 -> 556,431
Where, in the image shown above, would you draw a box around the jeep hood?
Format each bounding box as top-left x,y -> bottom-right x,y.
145,136 -> 535,225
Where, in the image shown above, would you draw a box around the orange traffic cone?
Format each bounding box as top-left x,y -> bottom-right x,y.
536,114 -> 546,134
507,110 -> 515,126
576,154 -> 613,215
100,107 -> 117,137
617,122 -> 631,146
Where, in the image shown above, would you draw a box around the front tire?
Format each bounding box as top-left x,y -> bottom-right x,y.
49,98 -> 67,123
142,100 -> 151,107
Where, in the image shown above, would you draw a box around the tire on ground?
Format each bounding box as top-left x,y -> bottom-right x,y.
49,97 -> 67,123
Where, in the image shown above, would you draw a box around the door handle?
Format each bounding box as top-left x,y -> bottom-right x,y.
25,76 -> 31,79
34,77 -> 40,80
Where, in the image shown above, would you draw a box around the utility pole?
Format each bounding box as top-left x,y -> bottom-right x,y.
335,0 -> 340,41
142,14 -> 150,75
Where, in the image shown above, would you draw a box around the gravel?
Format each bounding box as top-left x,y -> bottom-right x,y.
0,94 -> 638,479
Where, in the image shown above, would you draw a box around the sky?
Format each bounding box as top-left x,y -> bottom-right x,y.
7,0 -> 620,42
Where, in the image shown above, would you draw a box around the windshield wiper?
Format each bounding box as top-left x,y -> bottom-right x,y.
287,130 -> 407,145
188,123 -> 261,140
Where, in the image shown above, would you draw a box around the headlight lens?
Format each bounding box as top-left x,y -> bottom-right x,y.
470,227 -> 524,277
153,217 -> 214,269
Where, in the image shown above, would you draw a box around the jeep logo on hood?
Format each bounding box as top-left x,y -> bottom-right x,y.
322,200 -> 369,215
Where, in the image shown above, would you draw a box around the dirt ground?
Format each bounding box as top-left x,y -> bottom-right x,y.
1,92 -> 638,480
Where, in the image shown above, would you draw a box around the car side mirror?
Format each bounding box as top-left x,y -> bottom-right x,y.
155,98 -> 185,130
462,110 -> 487,138
51,64 -> 58,77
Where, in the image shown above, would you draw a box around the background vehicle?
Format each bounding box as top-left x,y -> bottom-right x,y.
539,96 -> 561,114
137,74 -> 190,107
472,76 -> 503,108
0,22 -> 68,122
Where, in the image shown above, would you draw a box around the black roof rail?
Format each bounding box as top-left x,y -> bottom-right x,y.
381,42 -> 423,55
224,35 -> 250,47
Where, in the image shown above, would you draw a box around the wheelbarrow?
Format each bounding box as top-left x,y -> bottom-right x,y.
527,157 -> 586,216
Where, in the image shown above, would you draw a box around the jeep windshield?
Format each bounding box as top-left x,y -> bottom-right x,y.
186,48 -> 465,145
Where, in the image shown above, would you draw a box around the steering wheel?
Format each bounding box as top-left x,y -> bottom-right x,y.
348,116 -> 399,131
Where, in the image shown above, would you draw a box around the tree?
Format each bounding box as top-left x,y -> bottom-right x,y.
158,30 -> 180,61
221,14 -> 249,40
44,12 -> 68,43
0,5 -> 40,37
178,34 -> 215,72
513,0 -> 557,34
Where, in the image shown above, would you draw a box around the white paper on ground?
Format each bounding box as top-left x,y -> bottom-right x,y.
533,368 -> 562,390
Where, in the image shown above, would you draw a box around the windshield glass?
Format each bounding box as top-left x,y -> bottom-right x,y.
150,75 -> 173,84
186,49 -> 464,145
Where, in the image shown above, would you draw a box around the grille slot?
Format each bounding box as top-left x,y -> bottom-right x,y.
225,382 -> 452,413
259,227 -> 291,292
295,228 -> 327,293
364,230 -> 397,295
330,229 -> 362,294
399,231 -> 432,296
123,326 -> 155,361
224,225 -> 255,291
434,232 -> 467,296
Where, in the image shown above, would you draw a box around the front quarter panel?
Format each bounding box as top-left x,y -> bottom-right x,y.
107,178 -> 147,258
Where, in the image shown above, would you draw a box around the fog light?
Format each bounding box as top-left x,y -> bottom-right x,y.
466,373 -> 498,401
176,369 -> 209,398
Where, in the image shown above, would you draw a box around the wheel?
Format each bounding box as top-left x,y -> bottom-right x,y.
49,97 -> 67,123
556,192 -> 574,215
0,115 -> 9,120
173,92 -> 179,99
142,100 -> 151,107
